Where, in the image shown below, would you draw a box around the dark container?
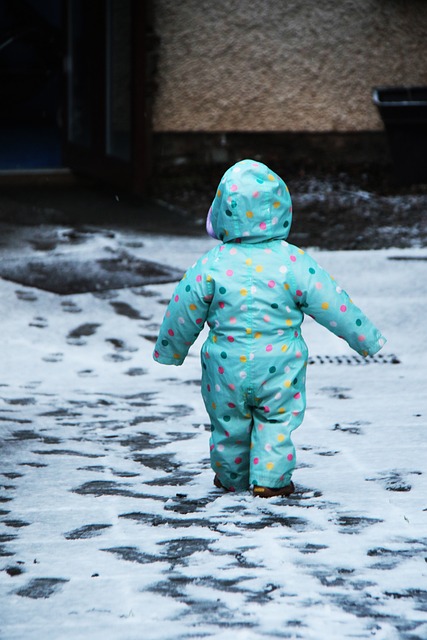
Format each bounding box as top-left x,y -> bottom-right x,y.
372,86 -> 427,184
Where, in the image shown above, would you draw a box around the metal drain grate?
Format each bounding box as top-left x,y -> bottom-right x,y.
308,354 -> 400,365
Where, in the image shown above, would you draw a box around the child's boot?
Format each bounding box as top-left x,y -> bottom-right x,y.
253,481 -> 295,498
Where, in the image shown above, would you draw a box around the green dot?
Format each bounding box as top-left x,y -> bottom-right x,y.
185,285 -> 191,292
293,378 -> 298,385
271,303 -> 279,309
269,366 -> 276,374
231,200 -> 237,208
230,472 -> 238,479
220,351 -> 227,359
309,267 -> 315,274
161,339 -> 169,346
211,424 -> 215,432
356,319 -> 362,326
283,221 -> 289,228
224,415 -> 231,422
219,287 -> 226,294
226,209 -> 233,217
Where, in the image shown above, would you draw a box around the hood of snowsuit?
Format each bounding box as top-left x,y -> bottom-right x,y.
207,159 -> 292,243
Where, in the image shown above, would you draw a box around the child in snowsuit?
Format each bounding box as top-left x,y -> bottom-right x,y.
153,159 -> 386,497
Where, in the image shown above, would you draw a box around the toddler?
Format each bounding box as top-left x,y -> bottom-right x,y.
153,159 -> 386,497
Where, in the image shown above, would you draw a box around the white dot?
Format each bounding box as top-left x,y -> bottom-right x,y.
240,371 -> 247,379
280,265 -> 288,274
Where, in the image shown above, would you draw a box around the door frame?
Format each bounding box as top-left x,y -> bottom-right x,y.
62,0 -> 151,195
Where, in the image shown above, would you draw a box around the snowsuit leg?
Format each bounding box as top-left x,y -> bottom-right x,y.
249,344 -> 308,489
202,356 -> 252,492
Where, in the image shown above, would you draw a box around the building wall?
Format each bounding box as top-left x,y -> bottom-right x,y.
152,0 -> 427,133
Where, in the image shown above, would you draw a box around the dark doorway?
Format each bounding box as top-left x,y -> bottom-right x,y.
0,0 -> 151,195
0,0 -> 63,169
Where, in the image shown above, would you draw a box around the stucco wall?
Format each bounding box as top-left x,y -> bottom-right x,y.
153,0 -> 427,132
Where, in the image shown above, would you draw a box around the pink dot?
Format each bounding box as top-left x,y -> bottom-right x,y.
196,275 -> 202,282
294,392 -> 301,399
264,405 -> 270,413
290,255 -> 297,262
230,316 -> 237,324
227,336 -> 235,342
207,384 -> 211,392
235,457 -> 242,464
260,222 -> 267,230
219,301 -> 225,309
231,184 -> 238,192
226,269 -> 233,276
174,295 -> 179,302
253,191 -> 260,198
196,318 -> 203,324
253,457 -> 259,465
296,289 -> 303,297
266,344 -> 273,352
263,315 -> 270,322
287,453 -> 294,461
154,350 -> 159,358
218,366 -> 225,374
228,383 -> 235,391
228,402 -> 236,408
268,280 -> 276,288
210,444 -> 215,451
296,351 -> 302,358
315,282 -> 322,290
168,329 -> 174,336
340,305 -> 347,312
225,430 -> 230,437
358,334 -> 366,342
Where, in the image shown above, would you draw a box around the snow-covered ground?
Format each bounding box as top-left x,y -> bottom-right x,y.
1,228 -> 426,640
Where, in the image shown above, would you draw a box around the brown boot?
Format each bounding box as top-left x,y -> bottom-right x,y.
253,481 -> 295,498
213,474 -> 227,490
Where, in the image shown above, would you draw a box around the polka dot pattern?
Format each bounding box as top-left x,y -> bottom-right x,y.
153,158 -> 386,491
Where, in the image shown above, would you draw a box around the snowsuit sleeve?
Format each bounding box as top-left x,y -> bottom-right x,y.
287,249 -> 386,357
153,252 -> 214,365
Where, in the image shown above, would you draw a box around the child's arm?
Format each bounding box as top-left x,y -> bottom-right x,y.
153,253 -> 214,365
287,249 -> 386,357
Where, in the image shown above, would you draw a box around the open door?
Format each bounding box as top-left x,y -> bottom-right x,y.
63,0 -> 150,195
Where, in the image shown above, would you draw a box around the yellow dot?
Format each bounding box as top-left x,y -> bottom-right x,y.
321,302 -> 329,310
246,328 -> 252,334
285,319 -> 292,326
216,461 -> 222,467
173,353 -> 181,359
273,201 -> 280,208
246,211 -> 254,218
245,412 -> 251,418
212,402 -> 216,410
240,288 -> 248,296
189,303 -> 197,310
207,275 -> 212,282
224,229 -> 229,236
267,174 -> 275,181
298,249 -> 305,254
255,265 -> 263,273
284,380 -> 291,388
284,283 -> 290,290
240,355 -> 247,363
246,258 -> 253,265
255,332 -> 262,339
278,408 -> 285,415
213,336 -> 217,343
266,462 -> 275,470
217,189 -> 221,197
281,344 -> 288,352
277,433 -> 285,441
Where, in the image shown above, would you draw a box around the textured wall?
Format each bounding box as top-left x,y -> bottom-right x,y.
153,0 -> 427,132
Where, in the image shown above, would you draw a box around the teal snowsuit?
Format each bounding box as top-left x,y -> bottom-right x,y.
153,160 -> 386,492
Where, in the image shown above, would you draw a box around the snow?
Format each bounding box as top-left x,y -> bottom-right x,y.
1,228 -> 426,640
